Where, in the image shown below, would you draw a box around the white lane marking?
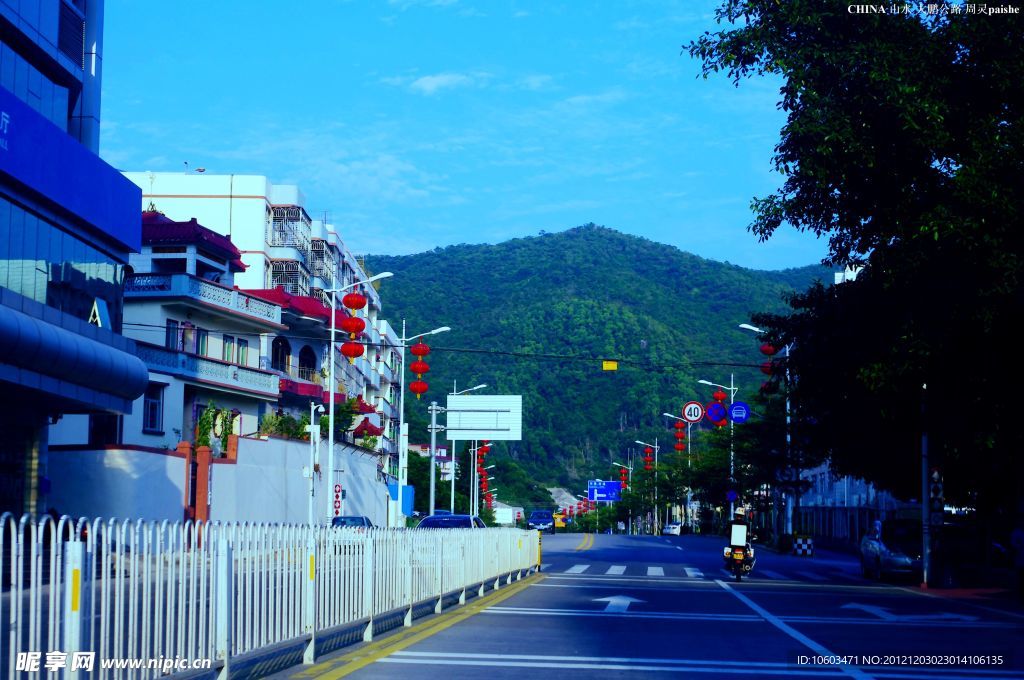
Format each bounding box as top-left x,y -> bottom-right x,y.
378,657 -> 836,675
539,563 -> 551,571
647,566 -> 665,576
594,595 -> 643,612
484,607 -> 1014,628
676,546 -> 684,551
565,564 -> 590,574
685,567 -> 704,579
797,571 -> 828,582
762,570 -> 791,580
606,565 -> 626,575
716,579 -> 871,680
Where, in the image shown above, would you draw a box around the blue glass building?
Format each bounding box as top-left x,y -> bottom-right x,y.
0,0 -> 147,515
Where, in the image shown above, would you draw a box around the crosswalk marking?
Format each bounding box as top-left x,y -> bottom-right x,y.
606,565 -> 626,575
565,564 -> 590,574
684,568 -> 703,579
761,570 -> 790,580
796,570 -> 827,581
647,566 -> 664,576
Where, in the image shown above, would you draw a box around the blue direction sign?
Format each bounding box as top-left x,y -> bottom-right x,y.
729,401 -> 751,424
588,479 -> 622,502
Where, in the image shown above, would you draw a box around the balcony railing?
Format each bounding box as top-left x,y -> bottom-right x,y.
136,343 -> 279,398
126,274 -> 281,327
379,436 -> 398,455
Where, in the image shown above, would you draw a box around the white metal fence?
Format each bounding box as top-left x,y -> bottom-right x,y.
1,514 -> 540,679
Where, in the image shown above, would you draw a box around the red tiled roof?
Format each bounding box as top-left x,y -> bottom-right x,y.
141,211 -> 246,272
245,287 -> 351,328
353,417 -> 385,437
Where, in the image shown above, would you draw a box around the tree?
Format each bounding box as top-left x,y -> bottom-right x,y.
688,2 -> 1024,526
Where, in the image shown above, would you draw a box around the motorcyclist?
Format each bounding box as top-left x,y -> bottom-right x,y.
724,509 -> 756,577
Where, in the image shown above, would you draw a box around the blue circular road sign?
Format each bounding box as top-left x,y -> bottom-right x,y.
729,401 -> 750,424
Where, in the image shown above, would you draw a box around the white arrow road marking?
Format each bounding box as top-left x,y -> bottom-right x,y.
647,566 -> 664,576
841,603 -> 978,622
565,564 -> 589,574
593,595 -> 644,613
605,565 -> 626,575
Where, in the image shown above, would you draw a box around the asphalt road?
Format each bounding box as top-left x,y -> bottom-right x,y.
284,533 -> 1024,679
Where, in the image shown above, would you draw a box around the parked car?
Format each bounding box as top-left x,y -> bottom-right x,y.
662,522 -> 682,536
527,510 -> 555,533
331,516 -> 374,529
416,514 -> 486,529
860,519 -> 922,580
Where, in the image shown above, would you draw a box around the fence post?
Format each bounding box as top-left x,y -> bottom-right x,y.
63,542 -> 86,680
214,541 -> 233,680
404,533 -> 413,627
434,537 -> 443,614
362,535 -> 374,642
303,535 -> 317,664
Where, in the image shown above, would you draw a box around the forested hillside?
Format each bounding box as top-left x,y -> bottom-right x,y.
367,225 -> 828,508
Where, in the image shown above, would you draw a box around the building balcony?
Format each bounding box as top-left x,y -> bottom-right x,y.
377,359 -> 397,385
126,274 -> 283,330
279,378 -> 325,401
136,342 -> 279,399
379,398 -> 399,422
379,436 -> 397,456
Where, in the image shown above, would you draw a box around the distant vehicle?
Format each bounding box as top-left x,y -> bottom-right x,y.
527,510 -> 555,533
417,514 -> 487,529
662,522 -> 682,536
860,519 -> 922,580
331,516 -> 374,529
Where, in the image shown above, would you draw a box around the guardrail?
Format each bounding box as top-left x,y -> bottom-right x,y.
0,514 -> 539,679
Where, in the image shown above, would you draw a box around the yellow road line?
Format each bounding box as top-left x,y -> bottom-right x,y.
295,575 -> 542,678
573,533 -> 594,551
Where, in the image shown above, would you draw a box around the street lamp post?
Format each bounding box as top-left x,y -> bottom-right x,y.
613,461 -> 632,535
697,376 -> 738,516
663,412 -> 694,529
326,271 -> 393,523
635,439 -> 660,534
450,382 -> 487,513
739,323 -> 795,535
475,462 -> 495,516
397,322 -> 451,523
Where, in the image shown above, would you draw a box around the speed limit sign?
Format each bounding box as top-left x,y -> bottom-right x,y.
682,401 -> 705,423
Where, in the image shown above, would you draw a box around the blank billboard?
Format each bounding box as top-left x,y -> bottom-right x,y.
445,395 -> 523,441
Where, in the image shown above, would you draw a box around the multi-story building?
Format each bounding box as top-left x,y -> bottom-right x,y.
119,173 -> 405,505
0,0 -> 147,515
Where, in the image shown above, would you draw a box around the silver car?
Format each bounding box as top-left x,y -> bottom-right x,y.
662,522 -> 682,536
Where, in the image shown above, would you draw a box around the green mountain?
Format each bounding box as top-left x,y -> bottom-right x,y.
366,225 -> 828,508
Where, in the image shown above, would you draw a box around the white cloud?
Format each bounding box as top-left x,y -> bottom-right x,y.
409,73 -> 473,95
519,74 -> 554,91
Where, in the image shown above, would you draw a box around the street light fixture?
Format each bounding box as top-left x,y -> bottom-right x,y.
635,439 -> 660,534
697,376 -> 739,515
326,271 -> 393,522
449,382 -> 487,513
739,323 -> 795,535
398,323 -> 451,520
613,461 -> 633,535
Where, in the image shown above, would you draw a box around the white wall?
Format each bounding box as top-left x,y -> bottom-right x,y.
208,436 -> 389,526
47,448 -> 187,521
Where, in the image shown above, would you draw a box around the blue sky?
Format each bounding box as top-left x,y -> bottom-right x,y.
100,0 -> 829,270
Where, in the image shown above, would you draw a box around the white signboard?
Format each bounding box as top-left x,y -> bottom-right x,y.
445,395 -> 522,441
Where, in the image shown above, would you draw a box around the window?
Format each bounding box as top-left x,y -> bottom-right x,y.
181,322 -> 195,353
237,338 -> 249,365
271,336 -> 291,373
223,335 -> 235,362
88,414 -> 122,446
197,328 -> 209,357
165,319 -> 179,350
143,383 -> 165,433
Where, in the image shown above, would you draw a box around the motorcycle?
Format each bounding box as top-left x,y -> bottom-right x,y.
723,543 -> 756,581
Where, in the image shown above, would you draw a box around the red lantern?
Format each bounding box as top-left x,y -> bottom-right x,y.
410,360 -> 430,376
760,343 -> 777,357
342,291 -> 367,311
479,446 -> 491,455
713,389 -> 727,402
674,430 -> 685,440
644,463 -> 652,471
341,341 -> 364,362
409,380 -> 428,399
620,481 -> 627,489
644,446 -> 653,455
567,507 -> 574,517
410,342 -> 430,357
674,442 -> 686,451
340,316 -> 365,336
760,361 -> 774,375
673,421 -> 685,430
